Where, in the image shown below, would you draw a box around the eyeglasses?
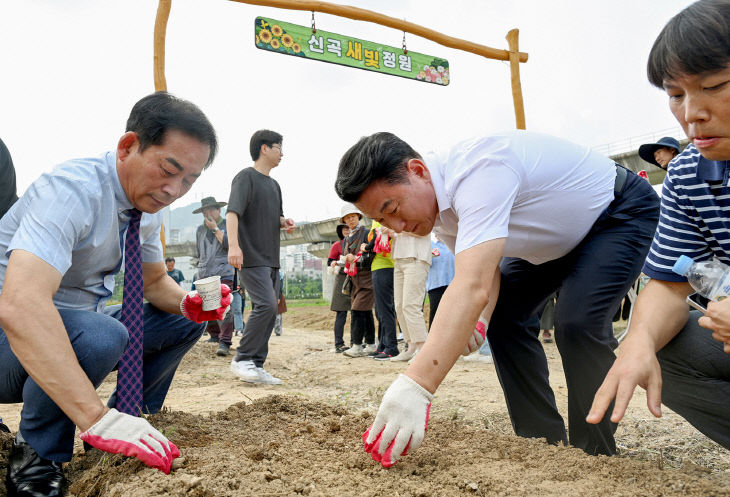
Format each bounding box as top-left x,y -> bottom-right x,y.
270,144 -> 283,154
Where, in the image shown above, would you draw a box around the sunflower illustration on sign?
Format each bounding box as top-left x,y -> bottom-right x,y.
254,17 -> 306,58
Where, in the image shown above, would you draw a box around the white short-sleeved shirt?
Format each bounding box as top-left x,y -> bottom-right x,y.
429,130 -> 616,264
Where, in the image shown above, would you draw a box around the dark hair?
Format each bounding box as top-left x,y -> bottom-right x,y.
648,0 -> 730,88
335,132 -> 420,202
165,256 -> 175,263
250,129 -> 283,161
126,92 -> 218,168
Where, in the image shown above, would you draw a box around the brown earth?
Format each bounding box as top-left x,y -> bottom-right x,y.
1,305 -> 729,496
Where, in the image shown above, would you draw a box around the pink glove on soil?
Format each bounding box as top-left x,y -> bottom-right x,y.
180,284 -> 232,323
362,374 -> 433,468
79,408 -> 180,474
463,317 -> 488,356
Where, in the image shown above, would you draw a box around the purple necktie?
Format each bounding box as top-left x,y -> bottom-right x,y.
117,209 -> 144,416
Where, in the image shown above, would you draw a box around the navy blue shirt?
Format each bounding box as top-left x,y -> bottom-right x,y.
643,143 -> 730,282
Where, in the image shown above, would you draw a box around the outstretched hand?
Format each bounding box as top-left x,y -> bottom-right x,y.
587,337 -> 662,425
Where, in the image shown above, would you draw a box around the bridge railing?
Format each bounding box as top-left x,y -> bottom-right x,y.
592,127 -> 685,157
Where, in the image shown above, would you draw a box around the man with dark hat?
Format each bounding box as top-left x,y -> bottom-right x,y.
638,136 -> 682,170
194,196 -> 235,356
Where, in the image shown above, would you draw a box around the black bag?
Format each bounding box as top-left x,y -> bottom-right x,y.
341,275 -> 353,296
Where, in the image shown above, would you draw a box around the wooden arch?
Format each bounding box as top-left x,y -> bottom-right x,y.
153,0 -> 529,128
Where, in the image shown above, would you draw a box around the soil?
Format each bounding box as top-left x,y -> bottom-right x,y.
1,305 -> 729,497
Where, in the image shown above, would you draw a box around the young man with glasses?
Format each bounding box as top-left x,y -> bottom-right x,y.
227,130 -> 295,385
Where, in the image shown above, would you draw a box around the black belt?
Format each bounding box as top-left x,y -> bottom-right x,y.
614,164 -> 628,194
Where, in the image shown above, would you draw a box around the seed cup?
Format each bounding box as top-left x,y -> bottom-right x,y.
194,276 -> 222,311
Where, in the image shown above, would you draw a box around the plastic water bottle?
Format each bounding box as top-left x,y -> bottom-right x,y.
673,255 -> 730,301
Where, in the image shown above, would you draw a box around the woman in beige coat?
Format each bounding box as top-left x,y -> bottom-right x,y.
388,230 -> 432,361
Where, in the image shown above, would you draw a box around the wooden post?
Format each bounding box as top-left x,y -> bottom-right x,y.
154,0 -> 172,252
154,0 -> 172,92
505,29 -> 526,130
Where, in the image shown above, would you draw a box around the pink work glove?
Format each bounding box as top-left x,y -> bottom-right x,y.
345,254 -> 361,277
362,374 -> 433,468
431,248 -> 440,257
462,317 -> 488,356
79,408 -> 180,474
374,232 -> 391,254
179,284 -> 232,323
638,170 -> 649,180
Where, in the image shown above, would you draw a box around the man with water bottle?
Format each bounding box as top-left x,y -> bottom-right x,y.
589,0 -> 730,451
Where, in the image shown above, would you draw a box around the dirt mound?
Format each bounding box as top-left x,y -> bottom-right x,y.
60,396 -> 728,497
1,305 -> 729,496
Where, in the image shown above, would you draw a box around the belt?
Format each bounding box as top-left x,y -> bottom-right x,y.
614,164 -> 628,194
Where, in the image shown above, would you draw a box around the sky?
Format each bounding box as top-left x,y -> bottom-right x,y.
0,0 -> 693,223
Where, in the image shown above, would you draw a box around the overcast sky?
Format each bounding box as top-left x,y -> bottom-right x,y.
1,0 -> 692,222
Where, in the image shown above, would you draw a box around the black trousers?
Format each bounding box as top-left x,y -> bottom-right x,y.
334,310 -> 349,347
427,286 -> 447,332
372,268 -> 399,355
350,310 -> 375,346
488,170 -> 659,455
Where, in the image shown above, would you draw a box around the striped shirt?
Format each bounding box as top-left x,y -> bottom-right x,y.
643,143 -> 730,282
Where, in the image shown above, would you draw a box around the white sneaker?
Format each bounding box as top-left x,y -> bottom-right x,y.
407,349 -> 420,364
231,359 -> 259,382
343,345 -> 367,357
390,348 -> 415,362
362,343 -> 377,355
256,367 -> 282,385
463,353 -> 493,364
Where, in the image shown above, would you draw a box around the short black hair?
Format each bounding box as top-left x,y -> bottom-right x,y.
165,256 -> 175,263
126,91 -> 218,168
648,0 -> 730,88
335,132 -> 420,203
250,129 -> 283,161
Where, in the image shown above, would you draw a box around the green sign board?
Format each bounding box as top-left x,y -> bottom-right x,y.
254,17 -> 449,86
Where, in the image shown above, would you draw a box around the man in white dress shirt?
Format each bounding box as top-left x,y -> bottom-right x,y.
335,130 -> 660,466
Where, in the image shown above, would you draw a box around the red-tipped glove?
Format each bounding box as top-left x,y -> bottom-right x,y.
431,248 -> 440,257
79,408 -> 180,474
362,374 -> 433,468
345,254 -> 361,277
462,316 -> 488,356
638,170 -> 649,180
180,284 -> 232,323
374,232 -> 391,254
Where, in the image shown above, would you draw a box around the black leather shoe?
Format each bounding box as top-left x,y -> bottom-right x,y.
7,437 -> 64,497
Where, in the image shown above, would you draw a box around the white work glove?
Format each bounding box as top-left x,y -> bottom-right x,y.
79,408 -> 180,474
463,317 -> 488,356
362,374 -> 433,468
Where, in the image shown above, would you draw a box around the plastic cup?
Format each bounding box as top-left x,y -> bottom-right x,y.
194,276 -> 221,311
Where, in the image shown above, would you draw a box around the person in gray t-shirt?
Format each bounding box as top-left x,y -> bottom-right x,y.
227,129 -> 295,385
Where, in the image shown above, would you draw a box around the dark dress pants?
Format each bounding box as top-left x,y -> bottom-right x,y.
488,171 -> 659,455
372,268 -> 399,355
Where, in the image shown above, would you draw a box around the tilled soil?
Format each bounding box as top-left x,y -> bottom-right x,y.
1,305 -> 729,496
